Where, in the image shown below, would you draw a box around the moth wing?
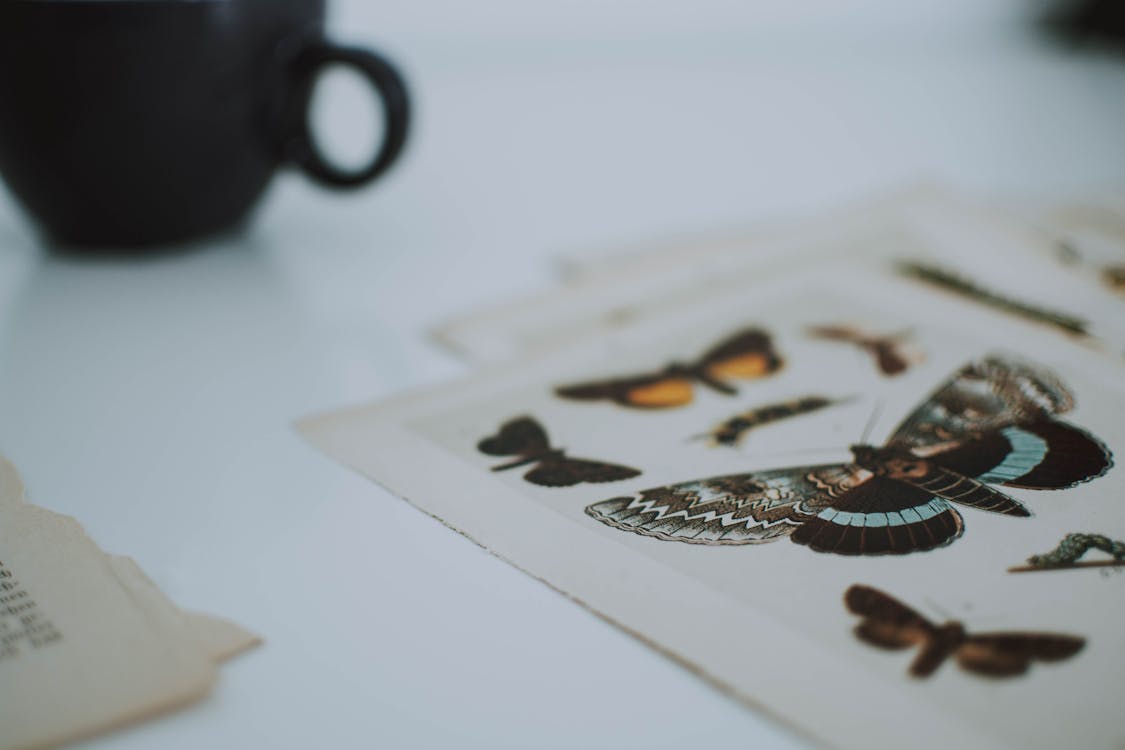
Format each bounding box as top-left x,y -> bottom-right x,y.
844,585 -> 935,648
477,416 -> 551,456
555,371 -> 695,409
955,647 -> 1029,678
873,341 -> 909,376
922,421 -> 1111,492
889,356 -> 1075,452
585,464 -> 849,545
697,328 -> 783,381
966,632 -> 1086,662
956,633 -> 1085,677
524,457 -> 641,488
854,620 -> 923,651
790,476 -> 965,556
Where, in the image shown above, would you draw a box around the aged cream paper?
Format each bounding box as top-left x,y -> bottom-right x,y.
1004,193 -> 1125,296
106,555 -> 261,664
0,457 -> 258,750
435,187 -> 1124,364
304,268 -> 1125,750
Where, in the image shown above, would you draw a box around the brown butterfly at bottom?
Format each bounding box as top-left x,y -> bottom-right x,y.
844,584 -> 1085,679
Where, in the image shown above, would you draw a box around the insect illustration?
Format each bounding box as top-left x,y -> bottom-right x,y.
699,395 -> 851,447
844,584 -> 1085,678
1102,264 -> 1125,292
586,356 -> 1112,555
1054,241 -> 1125,295
807,325 -> 919,376
1009,532 -> 1125,573
477,416 -> 641,488
897,261 -> 1089,337
555,327 -> 782,409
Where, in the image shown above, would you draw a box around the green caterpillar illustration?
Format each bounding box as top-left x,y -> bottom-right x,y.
1024,533 -> 1125,569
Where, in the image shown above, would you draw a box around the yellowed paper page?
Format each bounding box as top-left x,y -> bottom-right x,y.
183,611 -> 262,663
0,458 -> 216,750
106,555 -> 261,664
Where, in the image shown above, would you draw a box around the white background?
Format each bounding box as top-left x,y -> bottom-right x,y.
1,1 -> 1124,748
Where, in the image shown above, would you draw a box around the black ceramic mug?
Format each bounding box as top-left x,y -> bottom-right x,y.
0,0 -> 410,249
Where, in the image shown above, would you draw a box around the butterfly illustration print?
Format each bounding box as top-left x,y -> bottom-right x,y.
844,584 -> 1085,678
808,325 -> 920,376
586,356 -> 1112,555
478,416 -> 641,488
555,327 -> 782,409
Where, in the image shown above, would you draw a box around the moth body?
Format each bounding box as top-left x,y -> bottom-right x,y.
491,449 -> 565,473
911,622 -> 966,677
708,395 -> 841,446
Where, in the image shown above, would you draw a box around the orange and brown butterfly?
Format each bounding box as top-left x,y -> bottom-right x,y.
808,325 -> 921,376
844,584 -> 1085,678
554,328 -> 783,409
477,416 -> 641,488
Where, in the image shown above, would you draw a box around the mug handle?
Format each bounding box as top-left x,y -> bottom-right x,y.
283,41 -> 410,188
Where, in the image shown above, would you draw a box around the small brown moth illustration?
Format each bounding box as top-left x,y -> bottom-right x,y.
807,325 -> 919,376
555,327 -> 783,409
844,584 -> 1085,678
478,416 -> 641,488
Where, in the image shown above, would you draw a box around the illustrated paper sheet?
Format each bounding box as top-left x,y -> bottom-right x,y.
435,187 -> 1125,364
303,268 -> 1125,750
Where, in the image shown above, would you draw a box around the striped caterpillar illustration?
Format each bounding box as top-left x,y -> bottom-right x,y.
700,395 -> 850,447
1021,533 -> 1125,570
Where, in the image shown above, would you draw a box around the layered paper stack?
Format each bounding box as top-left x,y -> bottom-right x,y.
300,185 -> 1125,749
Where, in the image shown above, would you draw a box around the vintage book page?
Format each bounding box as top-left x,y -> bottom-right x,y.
303,268 -> 1125,749
1,457 -> 220,750
435,188 -> 1124,364
106,555 -> 261,664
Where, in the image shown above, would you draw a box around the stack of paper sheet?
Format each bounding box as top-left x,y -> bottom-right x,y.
300,185 -> 1125,749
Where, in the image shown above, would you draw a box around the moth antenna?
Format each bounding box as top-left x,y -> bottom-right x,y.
964,615 -> 1006,625
859,400 -> 884,444
924,598 -> 954,622
752,445 -> 847,460
888,327 -> 914,342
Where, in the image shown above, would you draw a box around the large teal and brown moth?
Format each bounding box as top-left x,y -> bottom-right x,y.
587,357 -> 1112,556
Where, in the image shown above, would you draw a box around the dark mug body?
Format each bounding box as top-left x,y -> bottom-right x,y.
0,0 -> 409,249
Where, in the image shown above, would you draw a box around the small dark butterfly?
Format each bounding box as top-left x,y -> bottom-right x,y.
808,325 -> 918,376
555,327 -> 782,409
845,584 -> 1085,678
586,356 -> 1112,555
477,416 -> 641,488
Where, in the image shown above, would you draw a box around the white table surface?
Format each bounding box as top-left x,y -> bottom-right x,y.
2,2 -> 1124,748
